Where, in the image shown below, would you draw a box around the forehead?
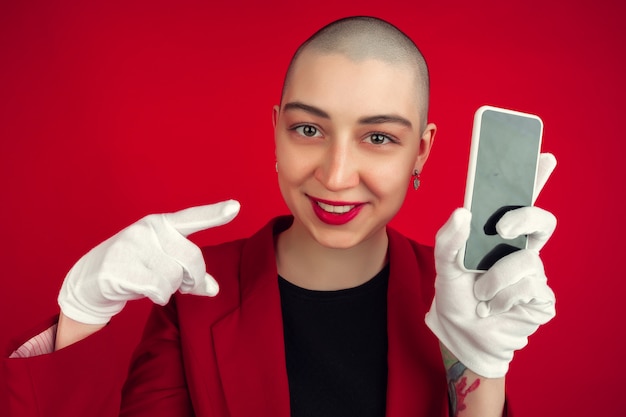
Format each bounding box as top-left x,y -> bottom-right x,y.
283,51 -> 421,123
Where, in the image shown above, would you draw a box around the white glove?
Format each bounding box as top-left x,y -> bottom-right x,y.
425,154 -> 557,378
58,200 -> 240,325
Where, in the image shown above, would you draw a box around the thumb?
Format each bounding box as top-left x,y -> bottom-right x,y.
180,272 -> 220,297
164,200 -> 241,237
533,153 -> 557,203
435,208 -> 471,277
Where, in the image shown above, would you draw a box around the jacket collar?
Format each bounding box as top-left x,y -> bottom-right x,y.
212,217 -> 445,417
211,217 -> 292,417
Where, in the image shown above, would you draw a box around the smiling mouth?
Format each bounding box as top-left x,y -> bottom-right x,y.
316,201 -> 356,214
309,196 -> 365,225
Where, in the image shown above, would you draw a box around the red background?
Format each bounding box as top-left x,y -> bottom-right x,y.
1,1 -> 624,415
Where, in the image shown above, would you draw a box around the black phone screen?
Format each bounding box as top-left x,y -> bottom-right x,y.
463,108 -> 542,271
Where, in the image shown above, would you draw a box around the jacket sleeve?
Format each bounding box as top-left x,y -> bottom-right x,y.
1,304 -> 193,417
119,298 -> 195,417
1,316 -> 128,417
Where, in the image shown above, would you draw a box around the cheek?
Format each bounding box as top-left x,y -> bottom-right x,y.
276,170 -> 302,217
276,149 -> 305,186
275,137 -> 319,183
361,162 -> 412,218
276,174 -> 292,206
275,144 -> 308,203
275,133 -> 297,168
364,161 -> 411,198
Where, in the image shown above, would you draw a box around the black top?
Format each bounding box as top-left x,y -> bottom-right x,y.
279,264 -> 389,417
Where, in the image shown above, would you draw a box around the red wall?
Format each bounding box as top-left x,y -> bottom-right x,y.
1,1 -> 623,415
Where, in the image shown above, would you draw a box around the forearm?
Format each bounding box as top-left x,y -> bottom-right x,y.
54,312 -> 106,350
441,343 -> 505,417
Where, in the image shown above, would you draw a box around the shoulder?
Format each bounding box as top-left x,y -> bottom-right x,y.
387,227 -> 434,268
387,227 -> 436,303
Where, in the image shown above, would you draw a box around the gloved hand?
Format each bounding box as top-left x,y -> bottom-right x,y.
58,200 -> 240,325
425,154 -> 557,378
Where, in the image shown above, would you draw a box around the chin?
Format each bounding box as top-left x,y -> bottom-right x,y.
313,234 -> 363,250
308,223 -> 385,251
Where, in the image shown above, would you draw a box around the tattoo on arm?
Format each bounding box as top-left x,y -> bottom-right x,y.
441,344 -> 480,417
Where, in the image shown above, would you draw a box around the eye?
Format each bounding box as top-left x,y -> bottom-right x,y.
294,125 -> 321,137
365,133 -> 395,145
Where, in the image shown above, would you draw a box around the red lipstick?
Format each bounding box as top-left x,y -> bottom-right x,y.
309,196 -> 364,226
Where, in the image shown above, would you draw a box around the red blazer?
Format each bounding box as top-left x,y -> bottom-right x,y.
2,217 -> 450,417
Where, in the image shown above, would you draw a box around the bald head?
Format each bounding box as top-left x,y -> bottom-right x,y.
281,16 -> 430,129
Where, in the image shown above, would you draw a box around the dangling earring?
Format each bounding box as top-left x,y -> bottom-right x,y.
412,170 -> 421,190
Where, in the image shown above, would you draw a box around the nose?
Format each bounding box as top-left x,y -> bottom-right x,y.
314,139 -> 360,191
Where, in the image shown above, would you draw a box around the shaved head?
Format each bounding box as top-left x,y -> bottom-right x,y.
281,16 -> 430,129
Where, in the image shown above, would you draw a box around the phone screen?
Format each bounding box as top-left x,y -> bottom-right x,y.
463,107 -> 542,271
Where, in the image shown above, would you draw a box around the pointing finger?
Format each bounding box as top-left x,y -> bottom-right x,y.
164,200 -> 241,237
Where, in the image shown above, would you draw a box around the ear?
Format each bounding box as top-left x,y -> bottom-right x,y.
272,105 -> 280,161
413,122 -> 437,173
272,105 -> 280,129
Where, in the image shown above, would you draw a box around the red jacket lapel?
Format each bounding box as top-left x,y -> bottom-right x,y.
211,218 -> 292,417
385,228 -> 448,417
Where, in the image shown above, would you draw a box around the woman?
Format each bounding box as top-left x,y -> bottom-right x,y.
3,17 -> 556,417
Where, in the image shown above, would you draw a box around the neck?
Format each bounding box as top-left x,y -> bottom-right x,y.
276,219 -> 388,291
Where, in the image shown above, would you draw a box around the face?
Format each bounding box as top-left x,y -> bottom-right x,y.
273,51 -> 435,250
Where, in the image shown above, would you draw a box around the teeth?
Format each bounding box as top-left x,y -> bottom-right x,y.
317,201 -> 355,214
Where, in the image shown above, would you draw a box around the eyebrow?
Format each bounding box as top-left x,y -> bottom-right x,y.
283,101 -> 413,129
283,102 -> 330,119
358,115 -> 413,129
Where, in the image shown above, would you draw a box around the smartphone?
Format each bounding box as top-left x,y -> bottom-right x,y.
460,105 -> 543,272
